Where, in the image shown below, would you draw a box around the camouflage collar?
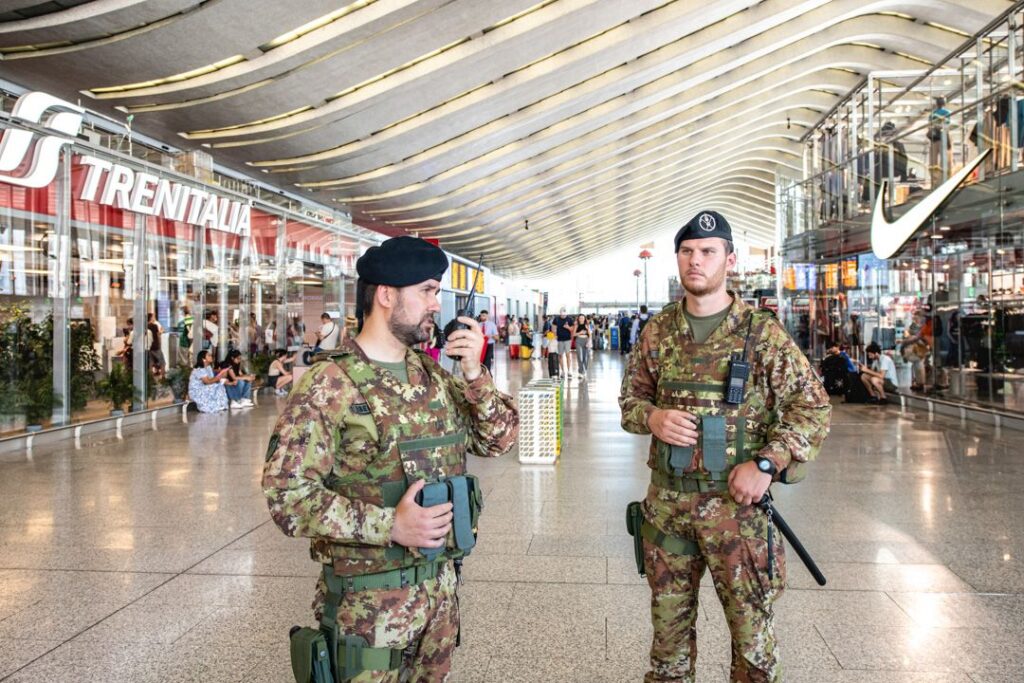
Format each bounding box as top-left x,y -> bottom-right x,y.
675,292 -> 753,342
341,336 -> 430,385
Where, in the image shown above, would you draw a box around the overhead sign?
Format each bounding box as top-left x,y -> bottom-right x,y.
870,149 -> 989,259
0,91 -> 250,236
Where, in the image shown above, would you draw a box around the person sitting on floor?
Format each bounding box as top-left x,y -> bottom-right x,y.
858,342 -> 899,404
188,350 -> 230,413
268,348 -> 295,397
219,349 -> 255,409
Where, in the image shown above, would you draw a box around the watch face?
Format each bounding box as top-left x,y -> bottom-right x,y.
758,459 -> 771,472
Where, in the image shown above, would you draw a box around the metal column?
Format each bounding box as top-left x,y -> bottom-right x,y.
50,153 -> 72,426
131,212 -> 148,412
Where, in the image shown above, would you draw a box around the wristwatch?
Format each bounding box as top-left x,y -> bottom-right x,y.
754,456 -> 778,477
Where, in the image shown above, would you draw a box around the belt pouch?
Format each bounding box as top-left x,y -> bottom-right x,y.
416,481 -> 450,561
289,626 -> 335,683
625,501 -> 646,577
447,475 -> 476,552
701,415 -> 727,473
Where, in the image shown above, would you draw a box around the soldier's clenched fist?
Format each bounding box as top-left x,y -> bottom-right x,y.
647,408 -> 699,447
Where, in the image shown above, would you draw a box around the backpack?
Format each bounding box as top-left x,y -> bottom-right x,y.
821,355 -> 850,396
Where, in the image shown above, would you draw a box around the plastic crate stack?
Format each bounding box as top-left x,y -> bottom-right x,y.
517,378 -> 563,464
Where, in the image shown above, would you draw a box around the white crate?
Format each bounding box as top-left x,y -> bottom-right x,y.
518,383 -> 560,464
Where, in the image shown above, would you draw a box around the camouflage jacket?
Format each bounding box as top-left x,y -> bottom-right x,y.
262,336 -> 518,568
619,295 -> 830,480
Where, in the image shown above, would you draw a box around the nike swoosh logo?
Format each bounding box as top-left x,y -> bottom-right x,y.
871,148 -> 991,259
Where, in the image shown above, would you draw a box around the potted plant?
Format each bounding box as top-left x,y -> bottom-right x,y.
249,352 -> 273,390
96,364 -> 134,416
21,374 -> 59,432
0,383 -> 27,433
163,364 -> 190,403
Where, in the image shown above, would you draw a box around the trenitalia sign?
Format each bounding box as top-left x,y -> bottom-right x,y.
0,91 -> 250,236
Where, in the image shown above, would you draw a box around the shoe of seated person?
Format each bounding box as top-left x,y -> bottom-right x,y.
229,401 -> 242,410
240,398 -> 254,407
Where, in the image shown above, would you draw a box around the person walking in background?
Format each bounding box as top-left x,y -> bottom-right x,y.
541,315 -> 552,360
249,313 -> 264,355
147,313 -> 166,379
574,313 -> 592,381
507,317 -> 521,360
553,307 -> 575,379
479,309 -> 498,372
619,313 -> 632,355
203,311 -> 219,353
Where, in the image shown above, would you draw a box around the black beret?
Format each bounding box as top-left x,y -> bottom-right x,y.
356,235 -> 448,286
674,210 -> 733,252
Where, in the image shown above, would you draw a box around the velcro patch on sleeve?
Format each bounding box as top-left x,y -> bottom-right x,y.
350,402 -> 371,416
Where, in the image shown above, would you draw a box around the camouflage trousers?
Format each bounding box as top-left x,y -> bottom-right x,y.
642,485 -> 786,683
313,564 -> 459,683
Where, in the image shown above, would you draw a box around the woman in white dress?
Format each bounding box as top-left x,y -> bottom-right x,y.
188,350 -> 230,413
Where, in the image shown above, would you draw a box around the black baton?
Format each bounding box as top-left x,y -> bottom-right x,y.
758,494 -> 827,586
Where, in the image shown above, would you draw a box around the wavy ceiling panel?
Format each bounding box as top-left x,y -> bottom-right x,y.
0,0 -> 1010,276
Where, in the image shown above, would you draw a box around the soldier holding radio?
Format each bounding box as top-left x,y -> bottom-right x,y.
263,236 -> 518,683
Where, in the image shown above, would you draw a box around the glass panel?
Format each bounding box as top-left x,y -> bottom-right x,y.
0,170 -> 60,433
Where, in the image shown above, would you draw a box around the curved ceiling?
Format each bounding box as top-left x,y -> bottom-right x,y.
0,0 -> 1010,276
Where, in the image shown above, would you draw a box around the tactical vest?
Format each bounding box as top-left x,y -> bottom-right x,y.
649,306 -> 777,491
315,349 -> 482,577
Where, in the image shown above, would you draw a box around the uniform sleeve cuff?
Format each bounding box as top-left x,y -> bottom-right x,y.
358,503 -> 396,547
464,366 -> 495,402
758,443 -> 792,473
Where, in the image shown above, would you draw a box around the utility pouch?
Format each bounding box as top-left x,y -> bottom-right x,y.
447,475 -> 477,552
289,626 -> 335,683
625,501 -> 647,577
701,415 -> 728,474
668,444 -> 692,476
415,481 -> 450,561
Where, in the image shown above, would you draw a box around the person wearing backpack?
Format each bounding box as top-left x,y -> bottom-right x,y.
619,210 -> 831,682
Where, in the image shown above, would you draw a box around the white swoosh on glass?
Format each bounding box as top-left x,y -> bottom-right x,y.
871,148 -> 991,259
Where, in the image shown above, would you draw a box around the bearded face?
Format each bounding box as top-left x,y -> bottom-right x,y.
387,285 -> 438,346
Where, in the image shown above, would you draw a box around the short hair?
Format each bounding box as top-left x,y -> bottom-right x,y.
724,239 -> 735,255
275,349 -> 288,358
866,342 -> 881,355
321,312 -> 331,320
361,282 -> 379,318
640,305 -> 648,314
480,310 -> 489,316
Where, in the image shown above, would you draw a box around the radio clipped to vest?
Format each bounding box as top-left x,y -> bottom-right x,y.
724,314 -> 756,405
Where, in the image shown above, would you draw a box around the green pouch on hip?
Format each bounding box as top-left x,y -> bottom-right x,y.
289,626 -> 335,683
625,501 -> 647,577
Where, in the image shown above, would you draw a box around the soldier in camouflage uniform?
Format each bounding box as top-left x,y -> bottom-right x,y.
263,236 -> 518,683
619,211 -> 831,683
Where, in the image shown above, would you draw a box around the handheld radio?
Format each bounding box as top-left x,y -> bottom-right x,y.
443,255 -> 484,360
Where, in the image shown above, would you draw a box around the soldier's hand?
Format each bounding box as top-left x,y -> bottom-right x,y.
446,316 -> 485,381
647,408 -> 699,446
727,461 -> 772,506
391,479 -> 453,549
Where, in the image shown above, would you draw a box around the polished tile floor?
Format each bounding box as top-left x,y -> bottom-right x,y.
0,350 -> 1021,682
